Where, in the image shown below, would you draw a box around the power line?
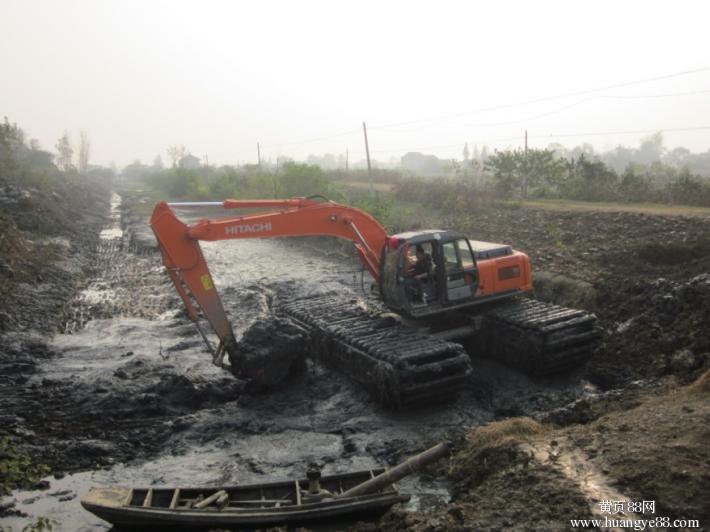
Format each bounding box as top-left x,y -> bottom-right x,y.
370,136 -> 522,154
216,70 -> 710,163
439,88 -> 710,129
367,66 -> 710,130
597,88 -> 710,99
531,125 -> 710,140
369,126 -> 710,155
273,128 -> 361,147
446,97 -> 595,128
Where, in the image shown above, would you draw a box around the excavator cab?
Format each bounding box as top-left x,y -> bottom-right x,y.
379,230 -> 480,317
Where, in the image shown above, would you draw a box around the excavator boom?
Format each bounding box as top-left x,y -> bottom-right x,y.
150,198 -> 388,374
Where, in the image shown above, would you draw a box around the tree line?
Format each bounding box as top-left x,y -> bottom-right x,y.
0,117 -> 106,187
483,147 -> 710,206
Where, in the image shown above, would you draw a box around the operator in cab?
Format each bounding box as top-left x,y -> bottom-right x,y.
405,244 -> 432,301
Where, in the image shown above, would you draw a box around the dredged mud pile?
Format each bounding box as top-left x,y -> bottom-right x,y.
589,273 -> 710,388
456,206 -> 710,383
369,371 -> 710,532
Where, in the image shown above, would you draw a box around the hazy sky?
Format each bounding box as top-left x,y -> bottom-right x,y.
2,0 -> 710,167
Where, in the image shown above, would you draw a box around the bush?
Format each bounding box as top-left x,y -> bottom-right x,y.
559,155 -> 618,201
278,162 -> 329,197
665,170 -> 710,206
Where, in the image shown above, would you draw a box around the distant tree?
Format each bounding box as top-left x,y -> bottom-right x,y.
568,143 -> 595,161
666,168 -> 710,205
486,148 -> 566,197
546,143 -> 570,160
462,143 -> 470,162
279,162 -> 329,197
685,150 -> 710,176
619,164 -> 653,201
485,150 -> 520,196
637,132 -> 664,164
276,155 -> 294,168
27,144 -> 54,170
561,154 -> 618,200
664,146 -> 690,168
603,145 -> 635,173
122,160 -> 153,181
527,149 -> 567,196
78,130 -> 90,173
153,155 -> 164,169
55,130 -> 74,171
167,145 -> 186,168
0,117 -> 25,180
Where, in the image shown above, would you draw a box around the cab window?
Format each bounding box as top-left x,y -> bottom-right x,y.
442,242 -> 460,269
456,239 -> 475,269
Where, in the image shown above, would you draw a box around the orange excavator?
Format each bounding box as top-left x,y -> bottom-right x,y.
151,197 -> 599,408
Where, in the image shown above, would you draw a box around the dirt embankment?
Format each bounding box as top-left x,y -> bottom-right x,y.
0,180 -> 110,332
458,207 -> 710,388
367,371 -> 710,532
1,180 -> 111,473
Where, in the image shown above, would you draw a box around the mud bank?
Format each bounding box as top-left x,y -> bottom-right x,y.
1,181 -> 111,460
374,371 -> 710,532
459,206 -> 710,385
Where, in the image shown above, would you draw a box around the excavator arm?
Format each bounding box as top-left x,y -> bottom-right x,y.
149,197 -> 388,375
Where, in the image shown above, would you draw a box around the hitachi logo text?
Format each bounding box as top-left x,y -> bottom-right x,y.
225,222 -> 272,235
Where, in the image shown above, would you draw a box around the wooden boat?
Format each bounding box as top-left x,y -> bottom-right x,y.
81,468 -> 410,530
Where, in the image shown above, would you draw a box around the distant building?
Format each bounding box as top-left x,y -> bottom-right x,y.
179,153 -> 201,169
401,152 -> 447,177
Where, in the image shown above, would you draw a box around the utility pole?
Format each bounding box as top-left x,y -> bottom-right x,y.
272,156 -> 278,197
523,129 -> 528,199
345,148 -> 349,172
363,122 -> 373,196
257,142 -> 262,170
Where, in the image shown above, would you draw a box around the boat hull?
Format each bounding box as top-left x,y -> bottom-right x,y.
81,470 -> 410,530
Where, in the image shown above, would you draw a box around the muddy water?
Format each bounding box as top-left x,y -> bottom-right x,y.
2,200 -> 593,531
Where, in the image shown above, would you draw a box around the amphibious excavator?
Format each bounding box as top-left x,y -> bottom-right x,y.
150,197 -> 599,408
